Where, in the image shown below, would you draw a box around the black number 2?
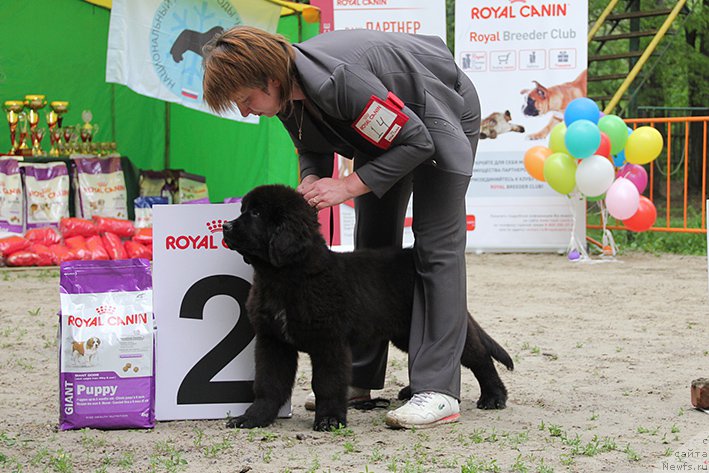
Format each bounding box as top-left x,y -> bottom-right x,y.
177,275 -> 255,405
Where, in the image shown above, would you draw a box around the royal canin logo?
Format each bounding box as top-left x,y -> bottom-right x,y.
165,220 -> 230,250
471,1 -> 568,20
96,305 -> 117,315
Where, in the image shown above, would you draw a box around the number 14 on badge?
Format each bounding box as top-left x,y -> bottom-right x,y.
153,203 -> 290,420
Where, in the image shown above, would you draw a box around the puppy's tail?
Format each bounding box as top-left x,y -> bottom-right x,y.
470,316 -> 514,371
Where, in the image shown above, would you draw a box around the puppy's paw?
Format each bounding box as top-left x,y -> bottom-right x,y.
476,393 -> 507,410
313,416 -> 346,432
397,385 -> 412,401
226,414 -> 272,429
526,132 -> 547,141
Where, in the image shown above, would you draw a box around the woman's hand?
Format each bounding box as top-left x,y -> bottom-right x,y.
300,173 -> 370,210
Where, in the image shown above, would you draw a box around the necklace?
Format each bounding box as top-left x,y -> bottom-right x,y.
294,101 -> 305,140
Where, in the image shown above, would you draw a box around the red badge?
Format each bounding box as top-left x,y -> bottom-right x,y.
351,92 -> 409,150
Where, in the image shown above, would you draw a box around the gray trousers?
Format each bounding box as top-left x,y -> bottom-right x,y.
350,72 -> 480,400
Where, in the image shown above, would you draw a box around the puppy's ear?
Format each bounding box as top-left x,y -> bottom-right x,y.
533,81 -> 547,98
268,214 -> 314,267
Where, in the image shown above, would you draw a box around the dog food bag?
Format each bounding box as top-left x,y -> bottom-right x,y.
134,196 -> 168,229
59,259 -> 155,430
0,159 -> 24,234
73,157 -> 128,220
22,162 -> 70,230
175,171 -> 209,204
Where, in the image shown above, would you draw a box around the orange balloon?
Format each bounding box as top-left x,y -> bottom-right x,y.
622,195 -> 657,232
524,146 -> 553,182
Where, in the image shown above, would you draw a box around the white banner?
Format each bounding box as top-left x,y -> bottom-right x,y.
330,0 -> 445,37
106,0 -> 281,123
455,0 -> 587,251
153,203 -> 289,420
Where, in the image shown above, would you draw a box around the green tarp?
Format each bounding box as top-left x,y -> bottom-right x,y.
0,0 -> 320,201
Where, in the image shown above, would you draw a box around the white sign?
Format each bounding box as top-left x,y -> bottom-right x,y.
153,203 -> 290,420
106,0 -> 281,123
330,0 -> 446,38
455,0 -> 588,251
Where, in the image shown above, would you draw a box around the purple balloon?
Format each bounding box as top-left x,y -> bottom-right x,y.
617,163 -> 648,194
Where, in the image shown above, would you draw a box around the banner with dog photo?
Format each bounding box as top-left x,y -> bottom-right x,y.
106,0 -> 281,123
455,0 -> 587,251
310,0 -> 447,249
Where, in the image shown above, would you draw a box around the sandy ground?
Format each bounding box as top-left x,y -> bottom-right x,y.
0,252 -> 707,473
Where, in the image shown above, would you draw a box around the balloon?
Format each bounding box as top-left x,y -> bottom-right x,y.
564,97 -> 600,125
595,132 -> 611,159
524,146 -> 552,182
565,119 -> 601,159
605,177 -> 640,220
613,151 -> 626,168
598,115 -> 628,154
548,122 -> 569,154
623,196 -> 657,232
575,155 -> 615,197
625,126 -> 663,165
543,152 -> 577,194
617,163 -> 648,194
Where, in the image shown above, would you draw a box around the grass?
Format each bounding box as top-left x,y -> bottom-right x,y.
586,208 -> 707,255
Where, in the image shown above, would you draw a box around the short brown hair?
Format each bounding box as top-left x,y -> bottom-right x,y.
202,26 -> 296,115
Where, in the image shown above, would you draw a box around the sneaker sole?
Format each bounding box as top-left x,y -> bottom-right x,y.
304,396 -> 372,412
385,412 -> 460,430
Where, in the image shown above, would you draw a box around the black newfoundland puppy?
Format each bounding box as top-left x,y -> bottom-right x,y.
222,184 -> 513,431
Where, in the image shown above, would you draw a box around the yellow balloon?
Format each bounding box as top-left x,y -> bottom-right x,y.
524,146 -> 552,182
625,126 -> 663,165
548,122 -> 569,154
543,152 -> 577,195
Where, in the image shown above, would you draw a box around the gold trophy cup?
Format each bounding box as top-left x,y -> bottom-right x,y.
24,94 -> 47,156
47,101 -> 69,157
79,110 -> 100,154
3,100 -> 24,155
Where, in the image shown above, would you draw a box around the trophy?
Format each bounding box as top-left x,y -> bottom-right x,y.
47,101 -> 69,157
79,110 -> 100,154
3,100 -> 24,155
24,94 -> 47,156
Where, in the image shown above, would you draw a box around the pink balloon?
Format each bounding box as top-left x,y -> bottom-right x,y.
605,177 -> 640,220
617,163 -> 648,194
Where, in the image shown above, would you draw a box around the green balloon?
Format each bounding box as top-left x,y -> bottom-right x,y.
549,122 -> 569,154
598,115 -> 628,155
543,152 -> 577,194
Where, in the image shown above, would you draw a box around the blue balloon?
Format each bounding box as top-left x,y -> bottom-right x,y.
613,151 -> 626,168
565,119 -> 602,159
564,98 -> 601,125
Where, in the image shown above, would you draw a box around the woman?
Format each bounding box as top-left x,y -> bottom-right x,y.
202,25 -> 480,429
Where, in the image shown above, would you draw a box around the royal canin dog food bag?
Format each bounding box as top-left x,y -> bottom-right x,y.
0,158 -> 23,234
59,258 -> 155,430
73,157 -> 128,220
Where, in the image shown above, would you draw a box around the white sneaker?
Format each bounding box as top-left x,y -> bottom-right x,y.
384,391 -> 460,429
304,386 -> 371,411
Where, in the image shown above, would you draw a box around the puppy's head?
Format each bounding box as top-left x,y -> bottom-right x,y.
222,185 -> 323,268
520,81 -> 548,116
86,337 -> 100,351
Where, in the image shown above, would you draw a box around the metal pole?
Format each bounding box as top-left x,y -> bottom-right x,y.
164,102 -> 170,169
604,0 -> 688,115
588,0 -> 620,43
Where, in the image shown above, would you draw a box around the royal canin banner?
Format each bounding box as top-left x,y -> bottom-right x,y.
456,0 -> 587,251
106,0 -> 281,123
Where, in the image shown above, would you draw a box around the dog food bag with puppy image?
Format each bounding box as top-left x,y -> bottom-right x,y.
73,157 -> 128,220
22,162 -> 71,230
59,258 -> 155,430
0,158 -> 24,234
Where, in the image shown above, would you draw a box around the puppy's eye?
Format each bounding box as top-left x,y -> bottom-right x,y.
249,208 -> 260,217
